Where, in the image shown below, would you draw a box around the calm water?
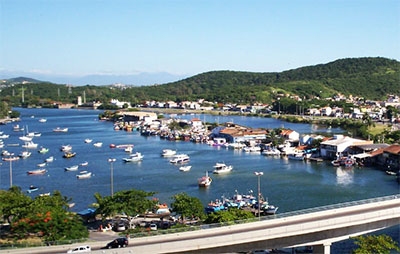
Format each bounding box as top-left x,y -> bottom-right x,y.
1,108 -> 399,251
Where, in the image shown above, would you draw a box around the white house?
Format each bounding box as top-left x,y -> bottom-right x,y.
320,135 -> 373,159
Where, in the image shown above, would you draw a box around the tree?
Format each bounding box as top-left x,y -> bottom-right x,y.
204,208 -> 254,224
1,188 -> 88,242
352,235 -> 400,254
0,186 -> 31,224
170,193 -> 205,221
94,189 -> 157,221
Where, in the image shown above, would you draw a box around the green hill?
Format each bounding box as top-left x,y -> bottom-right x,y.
1,57 -> 399,107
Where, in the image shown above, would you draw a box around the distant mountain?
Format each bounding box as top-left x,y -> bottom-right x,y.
1,76 -> 46,84
0,71 -> 189,86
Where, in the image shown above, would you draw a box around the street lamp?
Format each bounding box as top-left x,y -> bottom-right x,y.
254,171 -> 264,220
108,158 -> 116,197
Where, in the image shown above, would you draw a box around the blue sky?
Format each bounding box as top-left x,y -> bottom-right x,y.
0,0 -> 399,83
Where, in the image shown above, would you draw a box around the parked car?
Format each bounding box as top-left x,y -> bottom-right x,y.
106,237 -> 129,249
67,245 -> 91,253
115,223 -> 126,232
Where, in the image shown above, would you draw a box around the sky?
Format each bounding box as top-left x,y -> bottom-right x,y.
0,0 -> 399,84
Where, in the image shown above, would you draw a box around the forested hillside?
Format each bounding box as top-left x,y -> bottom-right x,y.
1,57 -> 399,107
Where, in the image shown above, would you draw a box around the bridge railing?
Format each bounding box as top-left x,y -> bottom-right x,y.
132,194 -> 400,237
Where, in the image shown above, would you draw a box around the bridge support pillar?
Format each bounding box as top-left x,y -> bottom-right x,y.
313,242 -> 331,254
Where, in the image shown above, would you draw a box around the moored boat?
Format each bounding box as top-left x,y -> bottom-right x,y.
93,142 -> 103,147
84,138 -> 93,143
212,162 -> 233,174
38,147 -> 49,154
198,171 -> 212,187
19,151 -> 32,159
179,165 -> 192,171
27,185 -> 39,193
63,152 -> 76,158
53,127 -> 68,132
76,171 -> 92,179
27,168 -> 47,175
161,149 -> 177,157
45,156 -> 54,163
122,152 -> 144,162
169,154 -> 190,164
65,165 -> 79,171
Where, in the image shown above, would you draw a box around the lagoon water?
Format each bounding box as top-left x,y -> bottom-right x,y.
1,108 -> 399,252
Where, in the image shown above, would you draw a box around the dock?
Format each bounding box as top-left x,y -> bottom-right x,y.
307,157 -> 324,162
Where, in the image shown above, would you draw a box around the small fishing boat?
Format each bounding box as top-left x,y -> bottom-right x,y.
76,171 -> 92,179
19,151 -> 32,159
79,161 -> 89,166
179,165 -> 192,172
27,185 -> 39,193
63,152 -> 76,158
93,142 -> 103,147
37,162 -> 47,167
27,169 -> 47,175
38,147 -> 49,154
45,156 -> 54,163
60,144 -> 72,152
38,118 -> 47,123
198,171 -> 212,187
161,149 -> 177,157
84,138 -> 93,143
53,127 -> 68,132
65,165 -> 79,171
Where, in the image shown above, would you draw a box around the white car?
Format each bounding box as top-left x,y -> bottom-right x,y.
67,245 -> 91,253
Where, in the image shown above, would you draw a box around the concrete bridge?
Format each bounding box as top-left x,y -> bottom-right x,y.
4,195 -> 400,254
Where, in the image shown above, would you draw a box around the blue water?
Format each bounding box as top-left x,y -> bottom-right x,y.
1,108 -> 398,252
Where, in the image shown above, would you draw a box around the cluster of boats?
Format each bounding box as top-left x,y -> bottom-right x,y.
205,191 -> 278,216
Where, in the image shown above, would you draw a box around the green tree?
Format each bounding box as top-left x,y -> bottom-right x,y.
94,189 -> 157,221
0,186 -> 31,224
204,208 -> 254,224
170,193 -> 205,221
1,188 -> 88,242
352,235 -> 400,254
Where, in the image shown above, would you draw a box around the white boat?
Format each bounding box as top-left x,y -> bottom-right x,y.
19,151 -> 32,159
65,165 -> 79,171
161,149 -> 177,157
19,135 -> 33,142
60,144 -> 72,152
38,118 -> 47,123
227,142 -> 246,150
261,148 -> 281,156
79,161 -> 89,166
212,162 -> 233,174
27,131 -> 41,137
179,165 -> 192,172
45,156 -> 54,163
198,171 -> 212,187
93,142 -> 103,147
37,162 -> 47,167
169,154 -> 190,164
0,134 -> 9,139
125,146 -> 133,153
76,171 -> 92,179
287,152 -> 305,161
22,141 -> 38,149
243,146 -> 261,153
84,138 -> 93,143
53,127 -> 68,132
123,152 -> 144,162
27,168 -> 47,175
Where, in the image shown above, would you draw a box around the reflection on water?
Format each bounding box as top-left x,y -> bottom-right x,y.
336,167 -> 354,185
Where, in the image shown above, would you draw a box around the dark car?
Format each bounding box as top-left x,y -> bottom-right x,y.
106,237 -> 129,249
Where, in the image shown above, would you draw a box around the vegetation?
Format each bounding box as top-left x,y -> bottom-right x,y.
352,235 -> 400,254
0,187 -> 88,243
1,57 -> 399,107
170,192 -> 205,221
93,189 -> 157,221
